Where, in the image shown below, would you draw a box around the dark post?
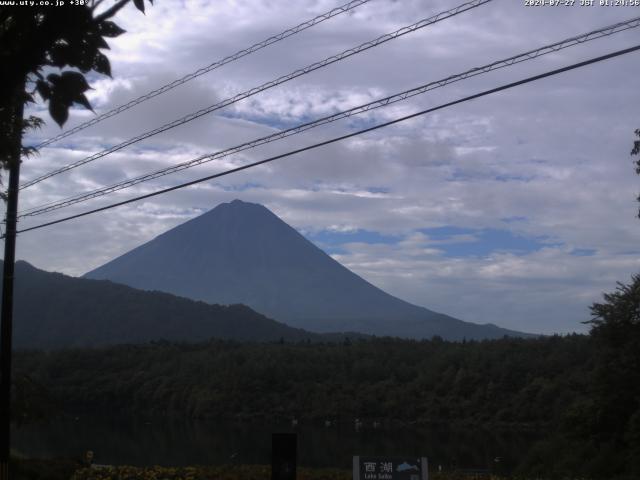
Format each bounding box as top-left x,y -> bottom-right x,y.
0,86 -> 24,480
271,433 -> 297,480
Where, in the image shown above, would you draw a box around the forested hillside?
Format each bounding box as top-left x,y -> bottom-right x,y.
4,261 -> 331,348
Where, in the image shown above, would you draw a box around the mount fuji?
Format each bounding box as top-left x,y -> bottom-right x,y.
85,200 -> 530,340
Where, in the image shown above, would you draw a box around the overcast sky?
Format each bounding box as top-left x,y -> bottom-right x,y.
9,0 -> 640,334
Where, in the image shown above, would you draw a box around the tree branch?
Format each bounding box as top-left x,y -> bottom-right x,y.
94,0 -> 130,22
91,0 -> 107,12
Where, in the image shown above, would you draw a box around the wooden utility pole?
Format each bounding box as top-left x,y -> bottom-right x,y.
0,84 -> 25,480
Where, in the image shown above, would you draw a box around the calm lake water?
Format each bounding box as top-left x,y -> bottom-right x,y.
12,416 -> 540,473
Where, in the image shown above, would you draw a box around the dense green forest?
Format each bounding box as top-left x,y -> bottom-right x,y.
10,274 -> 640,479
13,335 -> 590,427
8,335 -> 636,477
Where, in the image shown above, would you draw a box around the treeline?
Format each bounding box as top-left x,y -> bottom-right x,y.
13,335 -> 599,479
5,261 -> 330,349
11,274 -> 640,479
14,335 -> 590,427
12,333 -> 639,478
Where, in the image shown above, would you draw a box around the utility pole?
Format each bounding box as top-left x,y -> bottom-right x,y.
0,84 -> 25,480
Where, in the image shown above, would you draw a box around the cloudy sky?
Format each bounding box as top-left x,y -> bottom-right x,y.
9,0 -> 640,334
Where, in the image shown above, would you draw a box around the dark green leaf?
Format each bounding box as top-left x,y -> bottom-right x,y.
133,0 -> 145,13
49,44 -> 70,68
93,34 -> 110,50
21,146 -> 39,158
60,71 -> 91,94
48,72 -> 92,119
93,51 -> 111,77
75,93 -> 94,112
99,20 -> 125,38
46,73 -> 61,85
76,53 -> 94,73
23,116 -> 45,131
74,94 -> 93,112
49,100 -> 69,127
36,80 -> 51,100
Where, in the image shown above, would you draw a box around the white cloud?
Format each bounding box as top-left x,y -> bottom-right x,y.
332,239 -> 640,334
7,0 -> 640,334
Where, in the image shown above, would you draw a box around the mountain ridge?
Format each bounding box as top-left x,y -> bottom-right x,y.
85,199 -> 532,340
3,260 -> 356,349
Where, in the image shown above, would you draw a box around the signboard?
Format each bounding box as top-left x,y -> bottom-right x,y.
353,457 -> 428,480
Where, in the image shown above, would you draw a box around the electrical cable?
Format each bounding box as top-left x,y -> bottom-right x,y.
12,43 -> 640,237
32,0 -> 373,150
20,0 -> 492,190
18,15 -> 640,218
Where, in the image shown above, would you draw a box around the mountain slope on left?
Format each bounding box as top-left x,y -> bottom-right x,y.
3,260 -> 325,348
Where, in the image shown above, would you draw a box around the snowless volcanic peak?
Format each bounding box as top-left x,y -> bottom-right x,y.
85,199 -> 531,340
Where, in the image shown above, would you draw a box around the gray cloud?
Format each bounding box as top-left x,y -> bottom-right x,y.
9,0 -> 640,334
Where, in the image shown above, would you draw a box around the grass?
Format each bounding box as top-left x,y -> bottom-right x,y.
71,464 -> 353,480
9,458 -> 550,480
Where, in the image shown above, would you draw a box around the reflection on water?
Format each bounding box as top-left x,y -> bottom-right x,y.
12,416 -> 540,472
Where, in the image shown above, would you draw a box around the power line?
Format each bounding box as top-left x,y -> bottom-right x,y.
20,0 -> 492,190
32,0 -> 373,150
13,44 -> 640,237
18,15 -> 640,218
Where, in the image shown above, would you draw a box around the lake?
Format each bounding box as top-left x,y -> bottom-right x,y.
12,416 -> 541,473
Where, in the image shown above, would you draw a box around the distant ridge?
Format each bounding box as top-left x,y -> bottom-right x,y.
85,200 -> 532,340
4,260 -> 338,349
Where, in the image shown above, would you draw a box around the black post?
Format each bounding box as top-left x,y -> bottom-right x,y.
0,89 -> 23,480
271,433 -> 297,480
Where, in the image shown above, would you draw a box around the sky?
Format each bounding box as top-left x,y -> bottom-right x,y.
8,0 -> 640,334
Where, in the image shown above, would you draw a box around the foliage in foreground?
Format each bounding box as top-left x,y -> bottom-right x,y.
8,456 -> 619,480
10,455 -> 79,480
70,464 -> 349,480
69,463 -> 519,480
